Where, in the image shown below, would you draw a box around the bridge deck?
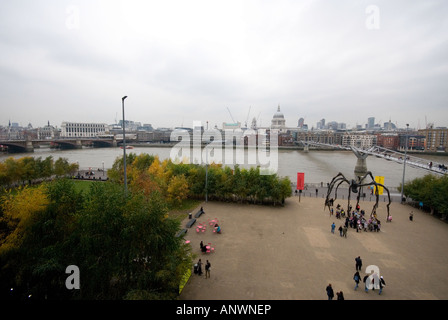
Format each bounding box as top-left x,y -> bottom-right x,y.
301,141 -> 447,175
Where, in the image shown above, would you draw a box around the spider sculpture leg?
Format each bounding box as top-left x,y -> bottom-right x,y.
356,172 -> 392,220
325,173 -> 350,212
326,171 -> 391,222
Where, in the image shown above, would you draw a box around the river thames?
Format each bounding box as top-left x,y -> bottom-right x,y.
1,145 -> 447,190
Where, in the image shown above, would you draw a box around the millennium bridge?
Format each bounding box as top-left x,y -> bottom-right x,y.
300,140 -> 447,176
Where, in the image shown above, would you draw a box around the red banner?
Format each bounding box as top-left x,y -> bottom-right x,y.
297,172 -> 305,190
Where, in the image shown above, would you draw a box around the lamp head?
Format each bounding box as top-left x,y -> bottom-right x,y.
122,96 -> 127,101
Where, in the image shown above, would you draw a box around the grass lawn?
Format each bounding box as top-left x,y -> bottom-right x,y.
72,179 -> 98,194
168,198 -> 203,221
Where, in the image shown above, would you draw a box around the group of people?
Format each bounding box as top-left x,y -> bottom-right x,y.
353,271 -> 386,295
325,284 -> 345,300
326,256 -> 386,299
193,258 -> 211,279
330,203 -> 383,236
353,256 -> 386,295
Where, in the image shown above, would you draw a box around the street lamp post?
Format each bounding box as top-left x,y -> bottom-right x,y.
122,96 -> 128,195
204,142 -> 211,203
205,149 -> 208,203
400,124 -> 409,203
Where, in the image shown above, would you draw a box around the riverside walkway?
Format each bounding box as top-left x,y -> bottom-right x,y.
179,196 -> 448,300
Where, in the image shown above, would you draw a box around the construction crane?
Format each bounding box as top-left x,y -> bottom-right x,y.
227,107 -> 236,123
244,106 -> 251,128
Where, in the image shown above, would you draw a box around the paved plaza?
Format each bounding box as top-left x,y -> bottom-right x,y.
179,195 -> 448,300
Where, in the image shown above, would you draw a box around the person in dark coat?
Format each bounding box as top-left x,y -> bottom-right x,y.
326,283 -> 334,300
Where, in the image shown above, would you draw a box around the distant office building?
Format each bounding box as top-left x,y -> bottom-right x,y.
118,120 -> 141,131
298,117 -> 305,128
222,122 -> 241,130
367,117 -> 375,129
61,122 -> 108,138
316,118 -> 326,130
138,123 -> 154,131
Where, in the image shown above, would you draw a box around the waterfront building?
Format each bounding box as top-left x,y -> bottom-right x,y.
341,132 -> 376,149
419,127 -> 448,152
278,132 -> 295,146
376,133 -> 399,150
61,122 -> 108,138
295,130 -> 336,145
38,121 -> 59,140
407,134 -> 426,151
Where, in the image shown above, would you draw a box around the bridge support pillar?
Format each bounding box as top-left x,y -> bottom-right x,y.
352,148 -> 368,181
303,144 -> 309,153
75,140 -> 82,149
25,139 -> 34,152
354,158 -> 368,179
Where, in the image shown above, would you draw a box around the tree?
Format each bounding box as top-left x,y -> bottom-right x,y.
0,185 -> 49,254
54,158 -> 70,177
166,174 -> 190,206
0,185 -> 50,299
404,174 -> 448,218
74,183 -> 191,299
36,156 -> 54,179
18,157 -> 37,185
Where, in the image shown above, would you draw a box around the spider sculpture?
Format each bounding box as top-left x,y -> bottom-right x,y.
325,171 -> 391,220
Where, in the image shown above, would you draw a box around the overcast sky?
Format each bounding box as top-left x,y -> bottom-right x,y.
1,0 -> 447,130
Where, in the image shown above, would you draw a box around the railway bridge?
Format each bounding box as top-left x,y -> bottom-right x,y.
0,137 -> 117,153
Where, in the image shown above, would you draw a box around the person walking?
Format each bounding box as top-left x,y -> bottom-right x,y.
363,274 -> 369,293
355,256 -> 362,271
326,283 -> 334,300
379,276 -> 386,295
331,222 -> 336,234
205,260 -> 211,279
353,271 -> 360,290
197,259 -> 203,276
342,226 -> 348,238
336,291 -> 344,300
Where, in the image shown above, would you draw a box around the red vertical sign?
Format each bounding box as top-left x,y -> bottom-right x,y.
297,172 -> 305,190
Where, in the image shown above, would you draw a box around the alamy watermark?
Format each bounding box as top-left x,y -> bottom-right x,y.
169,121 -> 279,175
65,265 -> 80,290
365,5 -> 380,30
65,5 -> 80,30
365,265 -> 382,290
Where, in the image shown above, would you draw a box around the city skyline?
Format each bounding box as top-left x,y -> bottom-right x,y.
1,111 -> 439,131
1,1 -> 447,130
